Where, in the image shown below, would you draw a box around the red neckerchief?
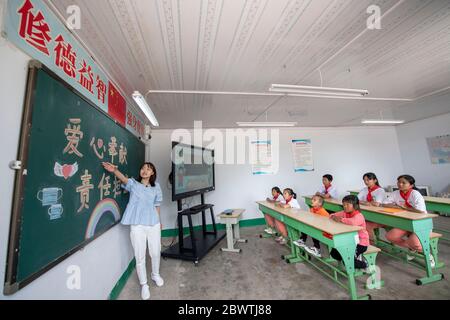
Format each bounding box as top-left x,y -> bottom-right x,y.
367,185 -> 380,202
285,196 -> 292,205
324,184 -> 332,194
273,195 -> 279,201
400,188 -> 413,208
311,207 -> 322,214
345,210 -> 360,219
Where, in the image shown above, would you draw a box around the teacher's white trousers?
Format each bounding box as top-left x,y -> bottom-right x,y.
130,224 -> 161,285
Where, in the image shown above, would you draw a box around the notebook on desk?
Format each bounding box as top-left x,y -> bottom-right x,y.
379,208 -> 406,214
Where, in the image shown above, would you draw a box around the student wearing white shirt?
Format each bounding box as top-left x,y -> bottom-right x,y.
358,173 -> 386,206
263,186 -> 285,235
316,174 -> 338,199
274,188 -> 300,245
383,175 -> 434,267
359,173 -> 388,244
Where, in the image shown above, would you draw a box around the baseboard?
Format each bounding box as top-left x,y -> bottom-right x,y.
108,258 -> 136,300
108,218 -> 266,300
161,217 -> 266,238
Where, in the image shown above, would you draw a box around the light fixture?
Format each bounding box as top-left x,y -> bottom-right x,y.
236,122 -> 298,127
270,84 -> 369,97
132,91 -> 159,127
145,90 -> 413,101
361,119 -> 405,124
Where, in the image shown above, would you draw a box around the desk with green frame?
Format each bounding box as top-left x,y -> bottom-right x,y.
348,190 -> 450,217
304,196 -> 444,285
349,190 -> 450,243
257,201 -> 382,300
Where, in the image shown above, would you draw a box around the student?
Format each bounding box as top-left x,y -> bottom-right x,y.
329,195 -> 369,269
316,174 -> 338,199
274,188 -> 300,245
383,175 -> 434,267
264,187 -> 284,235
358,172 -> 386,206
293,195 -> 329,257
359,172 -> 387,242
102,162 -> 164,300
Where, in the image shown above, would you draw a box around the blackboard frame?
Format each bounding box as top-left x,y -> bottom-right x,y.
3,61 -> 145,295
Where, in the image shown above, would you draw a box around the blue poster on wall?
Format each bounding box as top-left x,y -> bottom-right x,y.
426,135 -> 450,164
292,139 -> 314,172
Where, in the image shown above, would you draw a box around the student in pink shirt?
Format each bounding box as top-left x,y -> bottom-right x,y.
329,195 -> 369,269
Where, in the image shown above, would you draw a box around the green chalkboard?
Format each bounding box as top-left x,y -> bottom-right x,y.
4,62 -> 145,294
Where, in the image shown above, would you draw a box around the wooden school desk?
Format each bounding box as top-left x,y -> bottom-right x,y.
348,190 -> 450,217
257,201 -> 382,300
304,196 -> 444,285
219,209 -> 248,253
349,190 -> 450,242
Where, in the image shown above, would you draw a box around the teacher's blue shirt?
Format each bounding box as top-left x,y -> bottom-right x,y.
120,178 -> 162,226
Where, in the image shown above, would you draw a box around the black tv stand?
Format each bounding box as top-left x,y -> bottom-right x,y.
161,194 -> 226,265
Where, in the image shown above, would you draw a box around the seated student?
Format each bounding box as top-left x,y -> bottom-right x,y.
316,174 -> 338,199
383,175 -> 435,267
358,172 -> 386,206
358,173 -> 387,242
329,195 -> 369,269
264,187 -> 284,235
293,195 -> 329,257
274,188 -> 300,245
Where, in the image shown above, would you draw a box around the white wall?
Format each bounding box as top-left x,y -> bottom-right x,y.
395,113 -> 450,195
150,127 -> 404,229
0,38 -> 135,299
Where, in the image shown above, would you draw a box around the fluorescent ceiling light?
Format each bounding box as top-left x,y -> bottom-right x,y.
270,88 -> 364,97
361,119 -> 405,124
270,84 -> 369,97
132,91 -> 159,127
237,122 -> 298,127
146,90 -> 413,101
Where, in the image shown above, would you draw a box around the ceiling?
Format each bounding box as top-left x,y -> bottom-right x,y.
45,0 -> 450,129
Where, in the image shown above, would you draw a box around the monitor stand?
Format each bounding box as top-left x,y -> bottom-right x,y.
161,193 -> 226,265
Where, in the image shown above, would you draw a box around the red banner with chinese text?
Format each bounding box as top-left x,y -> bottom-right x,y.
107,82 -> 126,127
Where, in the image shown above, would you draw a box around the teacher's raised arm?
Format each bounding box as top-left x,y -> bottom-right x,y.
102,162 -> 129,185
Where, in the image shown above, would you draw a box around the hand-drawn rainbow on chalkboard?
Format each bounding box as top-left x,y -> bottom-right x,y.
85,199 -> 121,239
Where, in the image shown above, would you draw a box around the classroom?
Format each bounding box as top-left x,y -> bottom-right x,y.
0,0 -> 449,303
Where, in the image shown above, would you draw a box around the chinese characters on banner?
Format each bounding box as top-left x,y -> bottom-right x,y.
17,0 -> 51,55
126,108 -> 146,138
292,139 -> 314,172
5,0 -> 146,138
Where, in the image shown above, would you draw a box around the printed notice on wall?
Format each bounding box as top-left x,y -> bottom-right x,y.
426,135 -> 450,164
292,139 -> 314,172
250,141 -> 274,175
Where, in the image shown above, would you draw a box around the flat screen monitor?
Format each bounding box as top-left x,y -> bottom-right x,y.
171,142 -> 215,201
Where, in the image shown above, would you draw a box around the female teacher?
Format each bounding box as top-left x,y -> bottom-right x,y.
103,161 -> 164,300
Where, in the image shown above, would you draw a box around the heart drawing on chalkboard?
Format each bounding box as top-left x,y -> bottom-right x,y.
54,162 -> 79,180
